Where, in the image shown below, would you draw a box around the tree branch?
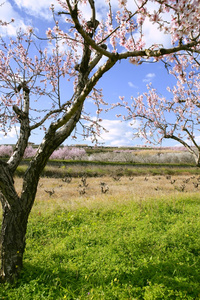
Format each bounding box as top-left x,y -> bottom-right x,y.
0,161 -> 21,209
30,101 -> 72,130
164,133 -> 198,159
50,57 -> 117,131
118,41 -> 200,60
7,86 -> 31,174
66,0 -> 114,59
183,127 -> 200,151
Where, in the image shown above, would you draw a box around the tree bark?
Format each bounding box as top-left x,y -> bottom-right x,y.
194,152 -> 200,167
0,161 -> 31,282
0,201 -> 28,282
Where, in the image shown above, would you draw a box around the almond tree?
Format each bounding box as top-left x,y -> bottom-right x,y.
117,54 -> 200,165
0,0 -> 200,281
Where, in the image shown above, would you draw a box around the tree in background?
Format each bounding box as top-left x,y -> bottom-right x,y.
117,54 -> 200,165
0,0 -> 200,281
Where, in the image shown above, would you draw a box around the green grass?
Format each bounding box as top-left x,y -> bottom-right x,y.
15,160 -> 200,178
1,194 -> 200,299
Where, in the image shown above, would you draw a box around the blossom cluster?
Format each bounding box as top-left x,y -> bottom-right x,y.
50,146 -> 86,160
0,145 -> 13,157
0,0 -> 200,164
114,53 -> 200,164
0,29 -> 79,134
0,145 -> 86,160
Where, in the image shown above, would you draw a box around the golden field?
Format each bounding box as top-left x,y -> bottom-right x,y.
13,174 -> 200,213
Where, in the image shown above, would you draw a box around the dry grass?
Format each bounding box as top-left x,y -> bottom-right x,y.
13,174 -> 200,214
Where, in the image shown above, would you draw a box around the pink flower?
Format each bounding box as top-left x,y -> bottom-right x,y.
46,28 -> 53,39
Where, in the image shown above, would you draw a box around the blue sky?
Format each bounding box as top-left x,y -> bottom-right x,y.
0,0 -> 179,147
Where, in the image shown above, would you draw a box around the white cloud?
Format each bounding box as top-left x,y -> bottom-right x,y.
195,135 -> 200,143
93,119 -> 140,146
0,126 -> 19,142
183,134 -> 200,146
89,1 -> 171,49
13,0 -> 59,20
143,73 -> 155,82
142,1 -> 171,48
0,1 -> 27,36
128,81 -> 138,89
130,1 -> 171,49
100,1 -> 171,49
12,0 -> 110,22
4,0 -> 172,48
142,19 -> 171,49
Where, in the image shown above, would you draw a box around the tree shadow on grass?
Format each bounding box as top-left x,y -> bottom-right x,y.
5,262 -> 84,299
8,253 -> 199,300
115,258 -> 200,299
2,245 -> 200,300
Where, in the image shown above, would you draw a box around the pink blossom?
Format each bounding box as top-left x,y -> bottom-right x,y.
23,147 -> 37,158
50,147 -> 86,160
118,0 -> 127,8
46,28 -> 53,39
0,145 -> 13,157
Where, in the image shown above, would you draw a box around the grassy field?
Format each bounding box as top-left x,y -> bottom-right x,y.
1,174 -> 200,299
16,161 -> 200,179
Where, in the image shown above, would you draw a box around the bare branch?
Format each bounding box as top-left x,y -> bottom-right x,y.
118,41 -> 200,60
30,101 -> 72,130
183,127 -> 200,151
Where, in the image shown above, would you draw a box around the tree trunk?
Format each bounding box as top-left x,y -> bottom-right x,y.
0,201 -> 29,282
0,27 -> 115,281
195,153 -> 200,167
